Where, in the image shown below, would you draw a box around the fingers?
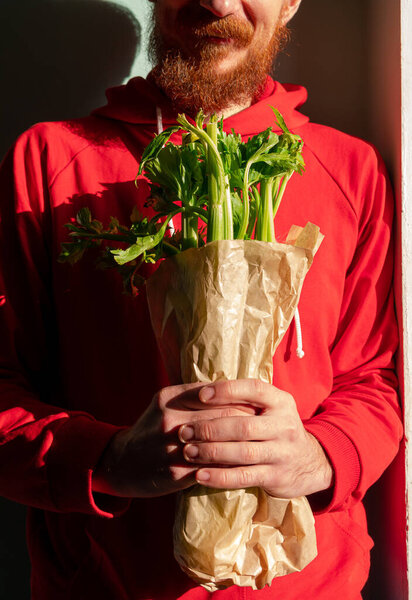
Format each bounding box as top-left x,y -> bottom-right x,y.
156,382 -> 258,412
195,465 -> 270,490
155,382 -> 207,411
154,379 -> 292,416
183,440 -> 282,466
198,379 -> 294,411
179,415 -> 286,443
162,406 -> 257,438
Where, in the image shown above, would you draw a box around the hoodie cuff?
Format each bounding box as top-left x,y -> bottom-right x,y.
303,418 -> 361,513
47,416 -> 131,518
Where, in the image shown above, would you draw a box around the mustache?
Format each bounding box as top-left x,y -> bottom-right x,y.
176,5 -> 254,45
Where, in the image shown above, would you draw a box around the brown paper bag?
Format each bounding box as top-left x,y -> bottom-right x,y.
146,223 -> 322,591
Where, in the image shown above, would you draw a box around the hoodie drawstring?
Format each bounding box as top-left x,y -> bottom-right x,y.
294,307 -> 305,359
154,106 -> 304,359
156,106 -> 164,137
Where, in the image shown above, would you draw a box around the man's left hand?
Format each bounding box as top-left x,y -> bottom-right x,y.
179,379 -> 333,498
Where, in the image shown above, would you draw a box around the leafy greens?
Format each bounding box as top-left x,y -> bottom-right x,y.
59,107 -> 305,294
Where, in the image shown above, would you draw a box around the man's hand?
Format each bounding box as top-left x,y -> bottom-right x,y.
179,379 -> 333,499
92,382 -> 255,498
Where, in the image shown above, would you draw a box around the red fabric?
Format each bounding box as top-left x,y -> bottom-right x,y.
0,76 -> 402,599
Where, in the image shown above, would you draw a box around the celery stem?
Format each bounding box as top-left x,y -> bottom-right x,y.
224,180 -> 234,240
259,180 -> 276,242
206,121 -> 227,242
246,186 -> 260,239
273,173 -> 292,219
182,210 -> 199,250
237,164 -> 251,240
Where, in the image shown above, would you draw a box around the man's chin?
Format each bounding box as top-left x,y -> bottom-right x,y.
208,48 -> 249,74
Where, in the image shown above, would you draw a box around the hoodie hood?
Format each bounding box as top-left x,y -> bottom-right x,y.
92,75 -> 309,135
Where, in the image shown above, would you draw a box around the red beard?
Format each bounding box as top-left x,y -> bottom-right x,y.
149,4 -> 290,116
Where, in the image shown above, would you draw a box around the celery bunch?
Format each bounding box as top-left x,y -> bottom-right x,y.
59,108 -> 304,294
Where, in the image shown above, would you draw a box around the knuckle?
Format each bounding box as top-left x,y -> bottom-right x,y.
243,444 -> 257,463
155,387 -> 170,410
261,444 -> 273,464
204,444 -> 219,461
222,379 -> 236,399
160,411 -> 174,433
238,418 -> 252,439
285,424 -> 299,443
283,392 -> 296,408
267,467 -> 286,492
219,470 -> 230,487
198,421 -> 215,442
251,378 -> 266,397
240,469 -> 254,486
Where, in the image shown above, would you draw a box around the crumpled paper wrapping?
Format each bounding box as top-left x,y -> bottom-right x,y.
146,223 -> 322,591
173,488 -> 316,590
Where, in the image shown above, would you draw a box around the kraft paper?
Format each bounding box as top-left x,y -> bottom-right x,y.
146,223 -> 322,591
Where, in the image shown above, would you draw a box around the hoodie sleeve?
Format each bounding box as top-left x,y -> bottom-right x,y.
0,127 -> 130,518
304,145 -> 402,513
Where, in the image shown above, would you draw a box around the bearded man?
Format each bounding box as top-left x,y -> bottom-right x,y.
0,0 -> 402,599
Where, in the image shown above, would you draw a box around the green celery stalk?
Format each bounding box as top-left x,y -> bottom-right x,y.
205,121 -> 224,242
258,180 -> 276,242
205,119 -> 233,242
182,212 -> 199,250
273,173 -> 292,219
246,186 -> 260,239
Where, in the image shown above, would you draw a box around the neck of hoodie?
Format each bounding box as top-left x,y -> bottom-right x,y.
211,99 -> 252,120
92,74 -> 309,137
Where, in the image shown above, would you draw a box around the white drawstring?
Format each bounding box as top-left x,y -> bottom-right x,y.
156,106 -> 164,137
294,307 -> 305,359
156,106 -> 175,235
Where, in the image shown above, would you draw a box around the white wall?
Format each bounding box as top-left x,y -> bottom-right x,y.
106,0 -> 153,79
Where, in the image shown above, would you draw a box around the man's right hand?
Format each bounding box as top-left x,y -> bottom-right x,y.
92,382 -> 255,498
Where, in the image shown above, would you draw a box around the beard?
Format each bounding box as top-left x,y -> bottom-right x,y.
148,4 -> 290,116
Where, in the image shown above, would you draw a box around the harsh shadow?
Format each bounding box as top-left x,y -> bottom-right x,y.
0,0 -> 141,160
0,2 -> 140,596
275,0 -> 369,140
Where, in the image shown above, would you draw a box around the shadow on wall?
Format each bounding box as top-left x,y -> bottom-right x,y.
0,2 -> 140,597
0,0 -> 141,159
275,0 -> 370,141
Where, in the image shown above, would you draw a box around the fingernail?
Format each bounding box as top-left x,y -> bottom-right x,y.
179,425 -> 194,442
196,470 -> 210,482
185,444 -> 199,459
200,386 -> 215,402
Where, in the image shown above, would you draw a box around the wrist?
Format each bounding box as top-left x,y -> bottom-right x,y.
306,432 -> 334,493
92,429 -> 130,496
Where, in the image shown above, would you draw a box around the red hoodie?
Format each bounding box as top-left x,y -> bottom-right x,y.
0,76 -> 402,599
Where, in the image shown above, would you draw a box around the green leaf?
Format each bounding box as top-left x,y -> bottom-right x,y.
58,238 -> 98,264
110,217 -> 172,265
76,207 -> 92,227
142,143 -> 204,206
137,125 -> 181,176
271,107 -> 290,134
